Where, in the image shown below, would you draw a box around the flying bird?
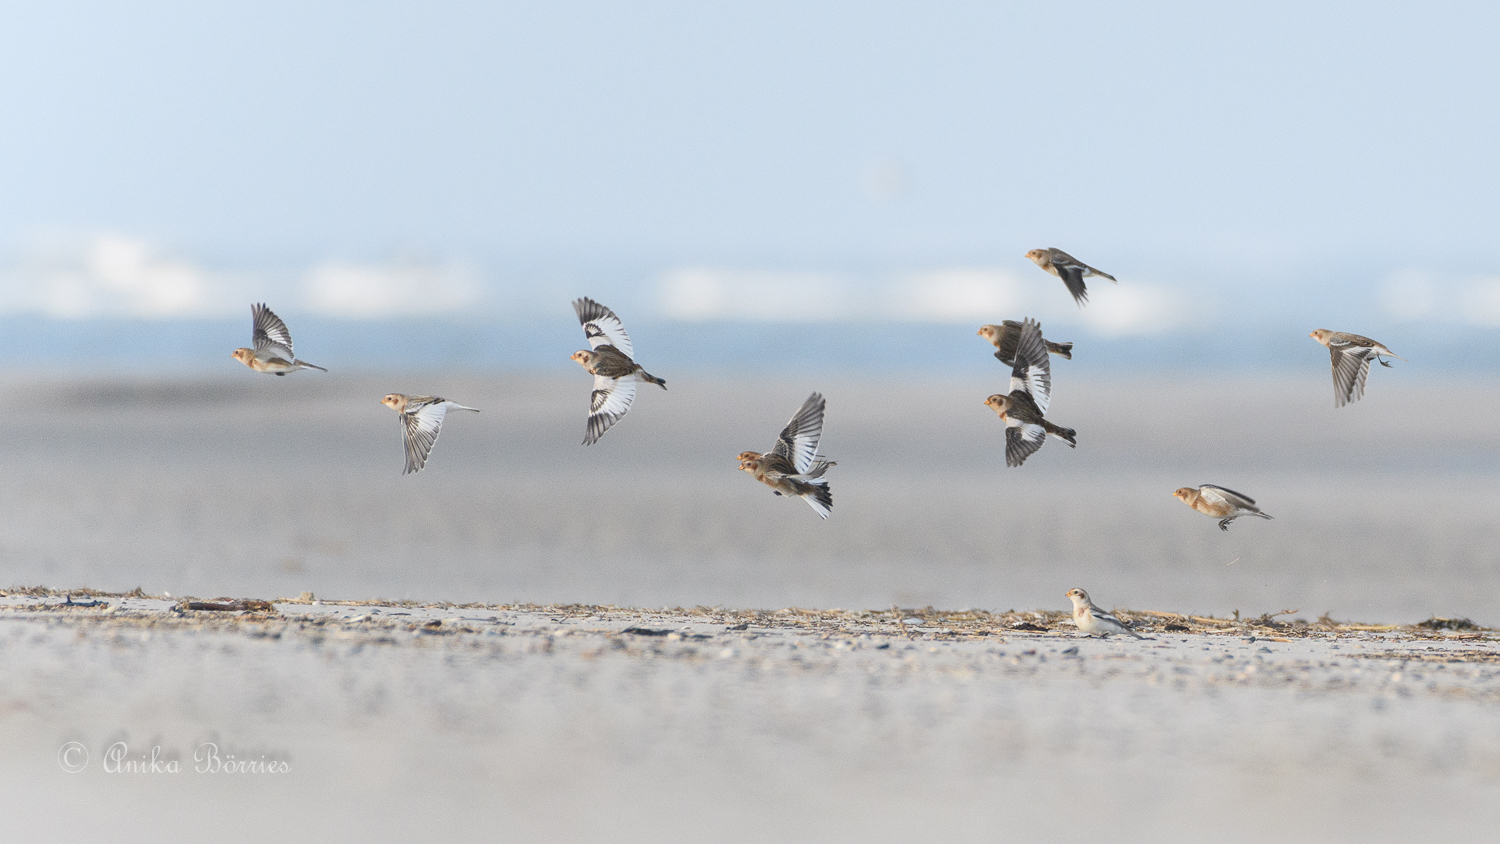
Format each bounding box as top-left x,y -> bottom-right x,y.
736,392 -> 836,519
1025,248 -> 1116,306
1065,588 -> 1143,639
1173,485 -> 1273,532
570,297 -> 666,445
983,318 -> 1077,467
977,321 -> 1073,366
1309,329 -> 1405,408
381,393 -> 480,475
231,303 -> 327,375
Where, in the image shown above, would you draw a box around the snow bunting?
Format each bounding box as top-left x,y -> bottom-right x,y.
977,321 -> 1073,366
737,392 -> 836,519
983,318 -> 1077,467
1309,329 -> 1406,408
570,297 -> 666,445
1065,588 -> 1143,639
231,303 -> 327,375
381,394 -> 480,475
1025,248 -> 1116,306
1173,485 -> 1273,531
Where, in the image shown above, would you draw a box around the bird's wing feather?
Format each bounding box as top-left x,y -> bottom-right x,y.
401,400 -> 451,474
584,374 -> 636,445
574,297 -> 633,358
1004,422 -> 1047,468
1330,346 -> 1374,407
251,304 -> 295,359
1054,265 -> 1089,305
771,392 -> 825,474
1007,318 -> 1052,414
1200,485 -> 1256,508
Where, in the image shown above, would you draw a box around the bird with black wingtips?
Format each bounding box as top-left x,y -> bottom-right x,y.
231,303 -> 327,375
1025,248 -> 1116,306
381,394 -> 480,475
1173,484 -> 1273,531
1066,588 -> 1144,639
570,297 -> 666,445
977,321 -> 1073,366
736,392 -> 836,519
1309,329 -> 1405,408
983,317 -> 1077,467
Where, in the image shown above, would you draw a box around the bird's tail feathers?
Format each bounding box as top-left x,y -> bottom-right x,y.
639,370 -> 667,389
1046,340 -> 1073,360
1254,511 -> 1274,520
1046,423 -> 1078,448
801,482 -> 832,519
1095,270 -> 1118,284
295,360 -> 328,372
450,404 -> 481,413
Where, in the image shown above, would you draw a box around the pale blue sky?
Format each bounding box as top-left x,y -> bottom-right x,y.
1,2 -> 1498,331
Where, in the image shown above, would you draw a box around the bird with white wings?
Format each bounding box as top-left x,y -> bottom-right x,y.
977,320 -> 1073,366
231,303 -> 327,375
1025,248 -> 1116,307
983,317 -> 1077,467
381,394 -> 480,475
1173,484 -> 1274,531
736,392 -> 836,519
1065,588 -> 1144,639
569,297 -> 666,446
1309,329 -> 1405,408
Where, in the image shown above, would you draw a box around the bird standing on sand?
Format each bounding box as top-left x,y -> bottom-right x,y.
736,392 -> 836,519
231,303 -> 327,375
983,318 -> 1077,467
570,297 -> 666,446
1173,485 -> 1273,532
978,321 -> 1073,366
1065,588 -> 1144,639
1309,329 -> 1405,408
1025,248 -> 1116,306
381,394 -> 480,475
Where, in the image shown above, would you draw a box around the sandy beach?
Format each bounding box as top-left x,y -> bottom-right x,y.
4,589 -> 1500,842
3,372 -> 1499,840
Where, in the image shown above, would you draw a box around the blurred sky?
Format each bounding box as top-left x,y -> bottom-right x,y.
1,1 -> 1499,350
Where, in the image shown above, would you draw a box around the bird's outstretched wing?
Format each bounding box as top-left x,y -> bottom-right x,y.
401,399 -> 451,475
573,297 -> 633,358
1007,318 -> 1052,415
1329,344 -> 1375,407
1004,422 -> 1047,468
1199,485 -> 1256,509
771,392 -> 826,475
251,303 -> 295,360
584,374 -> 636,445
1054,265 -> 1089,305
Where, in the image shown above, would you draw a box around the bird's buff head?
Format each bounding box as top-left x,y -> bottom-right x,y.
231,348 -> 255,365
977,324 -> 999,342
1173,487 -> 1198,503
570,350 -> 595,369
736,452 -> 761,474
983,394 -> 1009,415
1309,329 -> 1332,345
1065,588 -> 1090,608
1024,249 -> 1048,267
381,394 -> 408,412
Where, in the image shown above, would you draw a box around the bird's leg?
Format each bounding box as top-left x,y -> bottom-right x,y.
1218,518 -> 1232,532
1376,355 -> 1393,368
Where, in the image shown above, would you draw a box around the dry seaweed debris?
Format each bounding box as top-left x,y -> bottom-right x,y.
179,599 -> 276,613
1416,617 -> 1479,631
1,587 -> 1493,641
